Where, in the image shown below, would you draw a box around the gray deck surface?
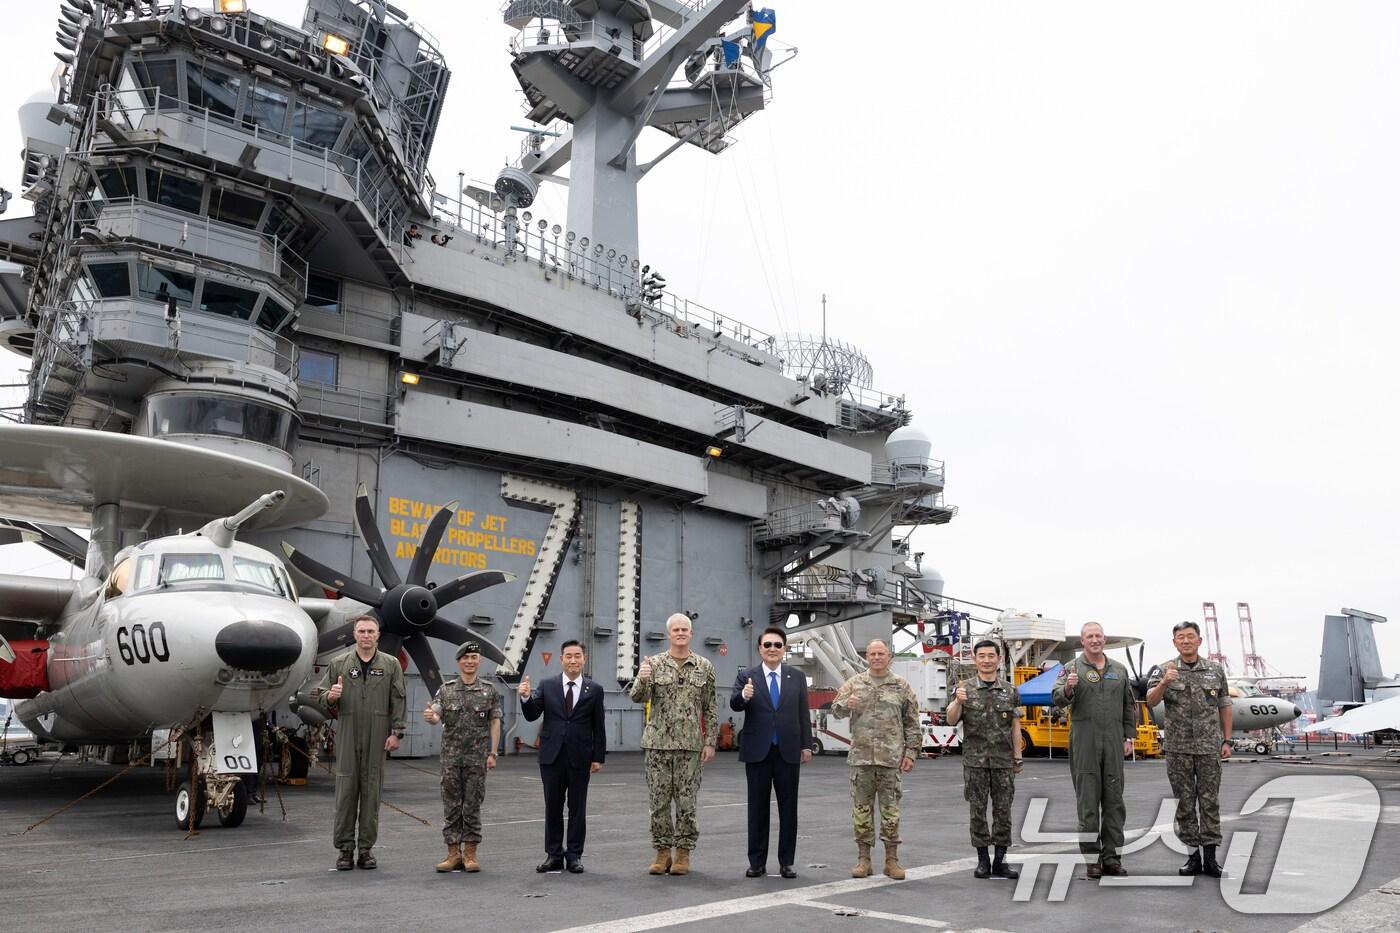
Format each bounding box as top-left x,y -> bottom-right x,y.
4,749 -> 1398,932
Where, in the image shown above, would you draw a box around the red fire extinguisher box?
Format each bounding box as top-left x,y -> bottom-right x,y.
0,641 -> 49,699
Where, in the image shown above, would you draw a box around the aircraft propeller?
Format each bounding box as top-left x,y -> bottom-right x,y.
1122,642 -> 1150,701
282,484 -> 515,696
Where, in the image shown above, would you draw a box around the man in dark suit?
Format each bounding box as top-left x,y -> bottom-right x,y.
519,640 -> 607,873
730,626 -> 813,879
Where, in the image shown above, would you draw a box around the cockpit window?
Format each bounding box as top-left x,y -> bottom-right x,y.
233,558 -> 288,597
160,553 -> 225,583
105,558 -> 134,599
133,555 -> 157,591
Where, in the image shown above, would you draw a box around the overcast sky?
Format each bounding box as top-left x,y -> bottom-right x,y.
2,2 -> 1397,686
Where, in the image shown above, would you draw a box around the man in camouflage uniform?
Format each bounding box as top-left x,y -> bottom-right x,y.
946,639 -> 1023,880
424,641 -> 502,873
317,614 -> 406,870
1146,620 -> 1232,878
1052,621 -> 1137,878
628,612 -> 718,876
829,639 -> 921,880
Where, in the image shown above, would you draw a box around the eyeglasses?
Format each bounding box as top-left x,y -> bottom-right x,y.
760,641 -> 784,649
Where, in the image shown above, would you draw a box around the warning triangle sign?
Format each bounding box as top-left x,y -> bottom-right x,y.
542,652 -> 553,666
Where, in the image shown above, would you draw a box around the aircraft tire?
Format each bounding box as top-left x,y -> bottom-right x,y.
1254,742 -> 1268,755
11,749 -> 30,765
219,782 -> 249,828
811,738 -> 824,756
175,779 -> 206,831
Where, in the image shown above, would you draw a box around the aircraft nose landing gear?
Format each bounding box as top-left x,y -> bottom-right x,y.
169,719 -> 255,831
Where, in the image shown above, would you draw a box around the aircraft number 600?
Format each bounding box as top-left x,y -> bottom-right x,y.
1250,703 -> 1278,716
116,622 -> 170,665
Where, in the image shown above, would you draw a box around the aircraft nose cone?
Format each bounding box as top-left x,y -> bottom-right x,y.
1291,704 -> 1302,719
215,620 -> 304,672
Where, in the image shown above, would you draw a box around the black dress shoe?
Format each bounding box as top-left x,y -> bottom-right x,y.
1100,861 -> 1128,876
536,857 -> 564,873
745,865 -> 766,878
779,866 -> 797,879
567,860 -> 585,874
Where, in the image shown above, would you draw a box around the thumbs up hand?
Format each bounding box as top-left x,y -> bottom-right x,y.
955,683 -> 968,703
327,675 -> 344,702
423,700 -> 438,724
742,677 -> 755,701
518,676 -> 532,700
638,657 -> 652,681
1162,664 -> 1180,685
1066,668 -> 1079,693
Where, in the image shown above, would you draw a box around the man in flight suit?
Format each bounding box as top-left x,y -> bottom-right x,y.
1052,621 -> 1137,878
424,641 -> 501,873
317,614 -> 407,870
1146,621 -> 1232,878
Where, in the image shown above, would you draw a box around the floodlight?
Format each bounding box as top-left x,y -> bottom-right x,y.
399,372 -> 421,386
321,32 -> 350,56
217,0 -> 247,12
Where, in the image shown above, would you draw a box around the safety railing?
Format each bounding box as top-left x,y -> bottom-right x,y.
295,300 -> 397,346
870,458 -> 946,488
73,197 -> 309,304
510,20 -> 640,64
753,500 -> 851,541
50,298 -> 299,377
91,86 -> 417,270
425,187 -> 777,353
295,381 -> 393,429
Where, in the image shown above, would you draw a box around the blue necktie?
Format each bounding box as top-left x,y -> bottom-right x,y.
769,671 -> 780,745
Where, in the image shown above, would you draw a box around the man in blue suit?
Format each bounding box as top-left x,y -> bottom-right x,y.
519,640 -> 607,873
730,626 -> 813,878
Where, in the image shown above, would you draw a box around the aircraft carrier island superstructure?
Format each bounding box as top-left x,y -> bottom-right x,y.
0,0 -> 957,752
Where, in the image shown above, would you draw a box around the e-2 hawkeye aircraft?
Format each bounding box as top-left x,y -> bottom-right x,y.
0,425 -> 511,830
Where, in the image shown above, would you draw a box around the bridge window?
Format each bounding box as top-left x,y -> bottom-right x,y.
161,553 -> 225,583
198,280 -> 260,321
209,188 -> 264,229
257,298 -> 292,331
145,169 -> 204,215
138,264 -> 196,309
131,58 -> 179,107
144,395 -> 297,449
290,101 -> 346,150
88,262 -> 132,298
304,272 -> 340,314
95,166 -> 138,200
244,82 -> 290,138
186,63 -> 240,120
297,348 -> 337,387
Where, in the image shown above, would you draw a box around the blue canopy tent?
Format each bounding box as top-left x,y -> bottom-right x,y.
1016,663 -> 1064,706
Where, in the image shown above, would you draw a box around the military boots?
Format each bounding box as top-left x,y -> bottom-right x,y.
973,846 -> 992,879
883,844 -> 906,880
437,844 -> 463,873
670,848 -> 691,875
991,845 -> 1020,879
335,849 -> 354,871
462,842 -> 480,872
1179,848 -> 1202,876
851,843 -> 872,878
649,847 -> 672,875
357,849 -> 377,870
1201,845 -> 1223,878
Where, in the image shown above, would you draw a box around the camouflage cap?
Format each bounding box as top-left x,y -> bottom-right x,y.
455,641 -> 481,659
